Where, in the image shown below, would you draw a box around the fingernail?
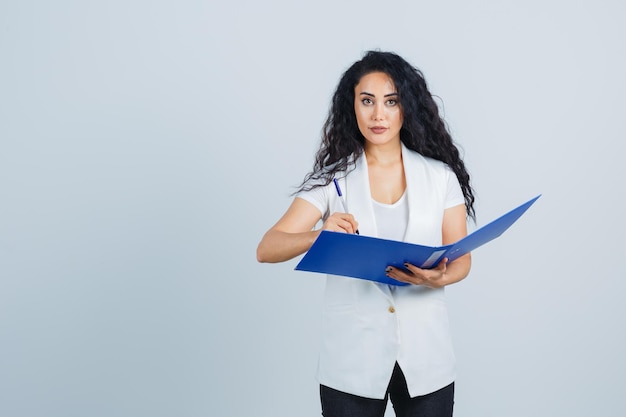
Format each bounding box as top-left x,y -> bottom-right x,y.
385,267 -> 392,273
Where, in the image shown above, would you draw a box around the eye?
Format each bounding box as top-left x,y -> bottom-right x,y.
361,98 -> 373,105
386,99 -> 398,106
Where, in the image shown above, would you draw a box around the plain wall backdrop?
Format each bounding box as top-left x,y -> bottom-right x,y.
1,1 -> 625,416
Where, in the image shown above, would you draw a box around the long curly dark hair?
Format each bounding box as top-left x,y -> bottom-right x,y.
298,50 -> 475,220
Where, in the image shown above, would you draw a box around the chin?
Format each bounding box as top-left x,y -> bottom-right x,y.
365,136 -> 398,147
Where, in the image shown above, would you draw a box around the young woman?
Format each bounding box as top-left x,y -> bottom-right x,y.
257,50 -> 475,417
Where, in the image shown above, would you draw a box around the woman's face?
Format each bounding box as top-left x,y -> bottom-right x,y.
354,71 -> 403,148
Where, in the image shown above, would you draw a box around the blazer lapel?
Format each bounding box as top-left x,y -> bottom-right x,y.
344,154 -> 376,237
402,144 -> 423,244
401,143 -> 444,247
344,152 -> 393,300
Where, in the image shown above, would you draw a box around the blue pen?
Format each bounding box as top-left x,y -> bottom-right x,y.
333,178 -> 360,235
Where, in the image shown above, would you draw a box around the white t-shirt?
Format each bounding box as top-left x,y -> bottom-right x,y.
373,191 -> 409,241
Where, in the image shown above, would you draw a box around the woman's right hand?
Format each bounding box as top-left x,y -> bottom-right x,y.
322,212 -> 359,234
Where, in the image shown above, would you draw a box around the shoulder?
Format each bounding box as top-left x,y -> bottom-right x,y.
296,178 -> 336,218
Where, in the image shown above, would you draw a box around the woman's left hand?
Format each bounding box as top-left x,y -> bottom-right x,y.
385,258 -> 449,288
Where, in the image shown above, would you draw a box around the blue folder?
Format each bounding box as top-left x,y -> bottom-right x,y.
295,194 -> 541,285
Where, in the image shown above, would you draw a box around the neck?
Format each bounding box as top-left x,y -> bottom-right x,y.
364,141 -> 403,166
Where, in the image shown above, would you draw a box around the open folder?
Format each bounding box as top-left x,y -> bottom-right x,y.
295,194 -> 541,286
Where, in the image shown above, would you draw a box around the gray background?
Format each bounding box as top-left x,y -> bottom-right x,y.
1,1 -> 624,416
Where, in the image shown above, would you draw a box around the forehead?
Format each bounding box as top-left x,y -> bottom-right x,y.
355,72 -> 397,93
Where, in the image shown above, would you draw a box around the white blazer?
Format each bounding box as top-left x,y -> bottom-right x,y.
316,144 -> 459,399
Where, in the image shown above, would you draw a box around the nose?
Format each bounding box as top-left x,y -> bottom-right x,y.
372,102 -> 385,121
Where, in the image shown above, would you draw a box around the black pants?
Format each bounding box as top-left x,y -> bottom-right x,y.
320,363 -> 454,417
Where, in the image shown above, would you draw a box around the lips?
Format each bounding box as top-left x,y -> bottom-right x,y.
370,127 -> 388,134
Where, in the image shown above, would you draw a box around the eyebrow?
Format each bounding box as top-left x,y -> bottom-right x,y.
359,92 -> 399,97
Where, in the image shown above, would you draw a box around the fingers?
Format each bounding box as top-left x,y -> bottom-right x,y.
385,263 -> 416,284
385,259 -> 448,288
323,212 -> 359,234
